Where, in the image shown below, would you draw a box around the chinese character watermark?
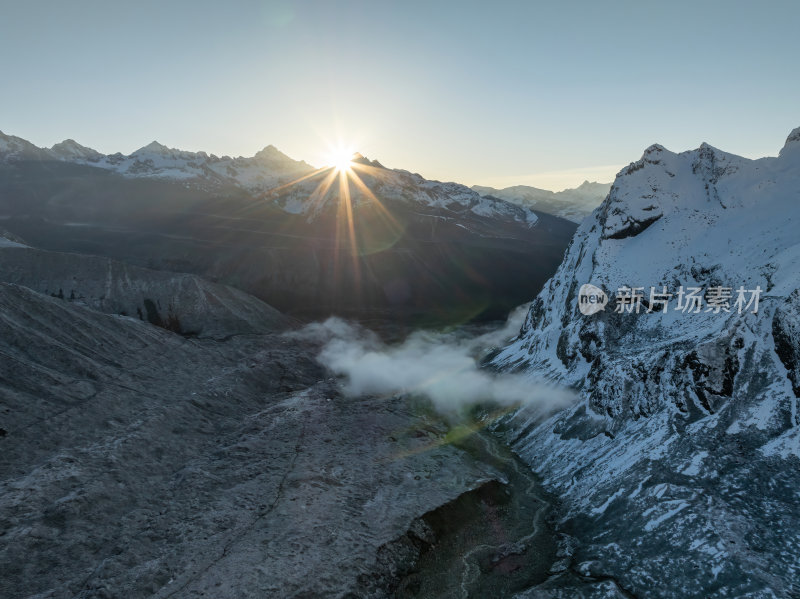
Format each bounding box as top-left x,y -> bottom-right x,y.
577,284 -> 762,315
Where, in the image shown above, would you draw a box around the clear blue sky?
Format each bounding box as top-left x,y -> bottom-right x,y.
1,0 -> 798,190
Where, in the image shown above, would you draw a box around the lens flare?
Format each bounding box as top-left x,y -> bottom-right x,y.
249,139 -> 406,306
326,146 -> 355,172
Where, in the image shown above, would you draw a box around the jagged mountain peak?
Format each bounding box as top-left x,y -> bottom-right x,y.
134,140 -> 171,155
51,138 -> 102,160
351,152 -> 384,168
694,140 -> 730,160
255,143 -> 280,155
0,130 -> 51,160
54,138 -> 80,147
780,125 -> 800,157
501,125 -> 800,395
642,142 -> 669,156
603,138 -> 755,239
253,144 -> 294,161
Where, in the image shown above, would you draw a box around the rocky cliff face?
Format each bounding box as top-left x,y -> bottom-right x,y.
493,128 -> 800,597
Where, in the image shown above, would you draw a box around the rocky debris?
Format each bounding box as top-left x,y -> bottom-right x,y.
0,282 -> 505,598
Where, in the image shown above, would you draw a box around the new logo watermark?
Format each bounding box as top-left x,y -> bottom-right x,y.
577,284 -> 762,315
578,283 -> 609,315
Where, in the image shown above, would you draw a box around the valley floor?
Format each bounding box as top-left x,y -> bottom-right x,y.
0,285 -> 574,598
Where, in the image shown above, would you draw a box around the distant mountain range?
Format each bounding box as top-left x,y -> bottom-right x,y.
0,130 -> 609,225
0,130 -> 552,226
472,180 -> 611,223
0,130 -> 576,323
0,131 -> 313,193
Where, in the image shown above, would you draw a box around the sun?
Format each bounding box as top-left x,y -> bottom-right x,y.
262,138 -> 405,296
326,146 -> 355,172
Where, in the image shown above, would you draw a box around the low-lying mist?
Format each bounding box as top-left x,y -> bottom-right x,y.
289,304 -> 576,415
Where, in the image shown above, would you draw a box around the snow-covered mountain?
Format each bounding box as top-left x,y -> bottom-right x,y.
472,180 -> 610,223
0,130 -> 54,161
0,130 -> 538,225
0,131 -> 574,322
492,128 -> 800,597
270,153 -> 539,226
0,129 -> 313,192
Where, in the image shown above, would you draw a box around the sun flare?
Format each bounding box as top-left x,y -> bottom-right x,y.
262,138 -> 405,297
326,146 -> 355,172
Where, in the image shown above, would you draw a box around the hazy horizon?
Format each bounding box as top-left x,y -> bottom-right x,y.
2,0 -> 798,190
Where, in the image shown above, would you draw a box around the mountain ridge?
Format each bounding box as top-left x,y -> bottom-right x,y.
0,129 -> 542,226
0,129 -> 314,194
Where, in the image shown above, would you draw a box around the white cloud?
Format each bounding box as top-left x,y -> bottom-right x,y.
290,305 -> 577,415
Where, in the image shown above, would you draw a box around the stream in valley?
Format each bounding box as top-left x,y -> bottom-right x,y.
393,420 -> 558,598
343,314 -> 563,598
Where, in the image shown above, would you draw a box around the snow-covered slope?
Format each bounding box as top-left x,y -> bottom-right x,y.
473,180 -> 610,223
494,128 -> 800,598
270,154 -> 539,226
